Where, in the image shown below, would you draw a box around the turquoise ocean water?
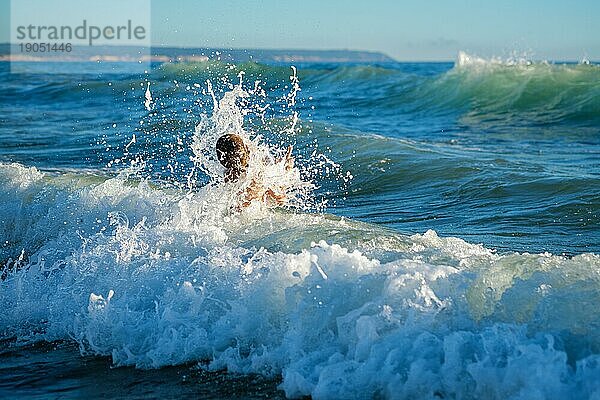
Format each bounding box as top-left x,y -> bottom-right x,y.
1,53 -> 599,398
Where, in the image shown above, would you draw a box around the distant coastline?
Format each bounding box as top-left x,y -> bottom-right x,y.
0,43 -> 395,63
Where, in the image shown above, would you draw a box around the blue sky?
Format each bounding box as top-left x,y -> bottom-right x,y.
2,0 -> 599,61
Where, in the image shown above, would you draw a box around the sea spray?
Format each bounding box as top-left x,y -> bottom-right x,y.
188,70 -> 308,212
187,66 -> 346,212
111,64 -> 344,211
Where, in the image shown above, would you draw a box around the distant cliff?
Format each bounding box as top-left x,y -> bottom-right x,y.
151,47 -> 396,63
0,43 -> 395,63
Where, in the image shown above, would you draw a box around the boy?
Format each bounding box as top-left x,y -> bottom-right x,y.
216,133 -> 294,207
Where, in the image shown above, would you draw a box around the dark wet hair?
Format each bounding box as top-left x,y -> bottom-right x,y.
216,133 -> 249,182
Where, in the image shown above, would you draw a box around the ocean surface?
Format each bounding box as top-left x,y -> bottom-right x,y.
1,53 -> 599,399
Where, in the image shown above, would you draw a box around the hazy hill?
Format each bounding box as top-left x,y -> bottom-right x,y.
0,43 -> 395,63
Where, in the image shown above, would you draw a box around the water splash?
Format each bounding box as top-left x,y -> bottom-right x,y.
144,82 -> 154,111
189,67 -> 336,212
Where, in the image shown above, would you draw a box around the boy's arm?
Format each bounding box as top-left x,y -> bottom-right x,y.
284,145 -> 294,171
240,180 -> 287,208
240,178 -> 263,208
239,146 -> 293,208
264,188 -> 286,206
276,145 -> 294,171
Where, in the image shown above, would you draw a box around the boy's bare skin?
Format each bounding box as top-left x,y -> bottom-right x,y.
241,145 -> 294,207
216,133 -> 294,208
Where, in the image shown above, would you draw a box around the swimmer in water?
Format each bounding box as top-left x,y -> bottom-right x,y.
216,133 -> 294,207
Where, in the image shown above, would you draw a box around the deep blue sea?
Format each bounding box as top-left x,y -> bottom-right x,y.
1,54 -> 599,399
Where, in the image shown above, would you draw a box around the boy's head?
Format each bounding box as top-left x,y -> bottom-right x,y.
216,133 -> 249,181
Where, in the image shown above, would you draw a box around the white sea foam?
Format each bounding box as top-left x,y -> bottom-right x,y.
1,161 -> 600,399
